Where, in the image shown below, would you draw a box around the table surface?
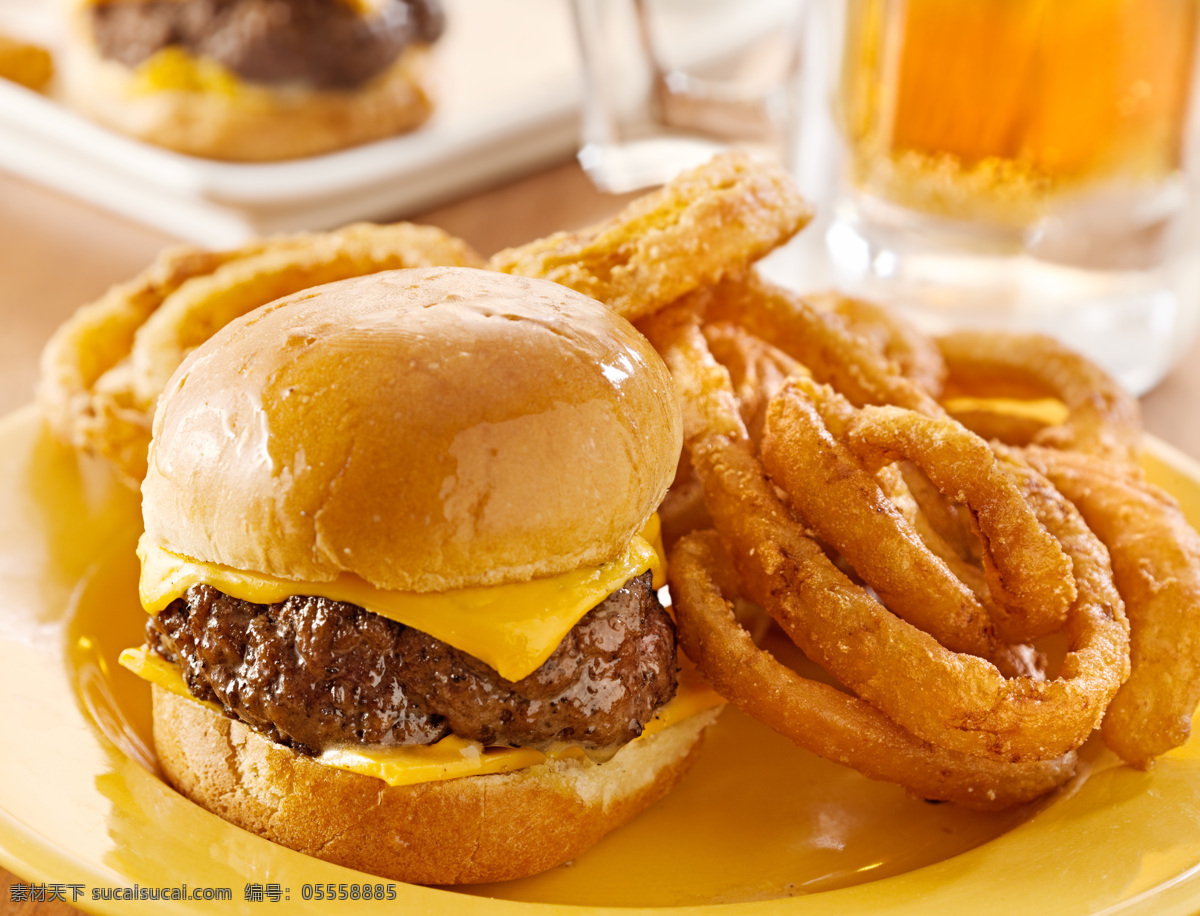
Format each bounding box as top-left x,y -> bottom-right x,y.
2,159 -> 1200,916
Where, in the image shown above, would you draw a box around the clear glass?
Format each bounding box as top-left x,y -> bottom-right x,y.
822,0 -> 1200,394
571,0 -> 805,193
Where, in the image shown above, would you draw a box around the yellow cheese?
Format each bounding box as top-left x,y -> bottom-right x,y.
138,516 -> 665,683
130,47 -> 242,97
119,647 -> 724,787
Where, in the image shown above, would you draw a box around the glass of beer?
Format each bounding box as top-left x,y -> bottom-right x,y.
824,0 -> 1200,393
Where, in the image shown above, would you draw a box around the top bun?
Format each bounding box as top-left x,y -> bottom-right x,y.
142,267 -> 682,592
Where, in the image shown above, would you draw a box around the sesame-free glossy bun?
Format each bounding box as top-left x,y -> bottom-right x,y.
141,267 -> 683,592
153,686 -> 717,885
61,22 -> 434,161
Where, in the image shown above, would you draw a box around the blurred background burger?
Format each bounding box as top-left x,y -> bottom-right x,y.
62,0 -> 446,159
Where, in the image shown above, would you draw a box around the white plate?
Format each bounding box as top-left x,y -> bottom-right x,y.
0,0 -> 582,245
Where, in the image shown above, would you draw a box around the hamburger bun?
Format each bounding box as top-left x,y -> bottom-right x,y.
142,267 -> 682,592
154,686 -> 717,884
63,0 -> 441,161
134,266 -> 712,885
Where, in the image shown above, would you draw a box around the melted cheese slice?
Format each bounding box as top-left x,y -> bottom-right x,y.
130,48 -> 243,97
119,647 -> 724,787
138,516 -> 665,683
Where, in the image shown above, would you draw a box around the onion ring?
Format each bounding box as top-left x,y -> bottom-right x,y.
644,304 -> 1128,762
670,530 -> 1078,809
0,34 -> 53,91
702,272 -> 942,415
876,465 -> 1003,648
842,403 -> 1076,643
130,222 -> 483,407
806,290 -> 946,396
490,153 -> 814,323
895,462 -> 984,565
659,472 -> 711,554
1021,445 -> 1200,767
37,245 -> 236,486
759,377 -> 1000,659
941,397 -> 1070,449
703,320 -> 809,445
937,331 -> 1141,464
661,322 -> 808,550
38,224 -> 482,485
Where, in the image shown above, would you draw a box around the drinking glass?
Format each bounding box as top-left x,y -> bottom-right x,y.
570,0 -> 805,193
822,0 -> 1200,393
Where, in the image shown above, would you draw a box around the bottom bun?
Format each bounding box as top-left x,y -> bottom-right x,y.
152,686 -> 718,884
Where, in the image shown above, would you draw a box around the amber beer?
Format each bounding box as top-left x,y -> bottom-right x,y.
837,0 -> 1199,226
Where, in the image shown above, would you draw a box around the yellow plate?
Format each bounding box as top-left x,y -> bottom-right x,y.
3,403 -> 1200,914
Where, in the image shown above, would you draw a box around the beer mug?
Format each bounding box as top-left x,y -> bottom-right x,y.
822,0 -> 1200,393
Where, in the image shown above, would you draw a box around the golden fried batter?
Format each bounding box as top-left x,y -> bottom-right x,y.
490,152 -> 813,322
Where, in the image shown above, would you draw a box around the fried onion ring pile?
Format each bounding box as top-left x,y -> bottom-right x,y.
641,306 -> 1128,796
37,151 -> 1200,808
1019,445 -> 1200,767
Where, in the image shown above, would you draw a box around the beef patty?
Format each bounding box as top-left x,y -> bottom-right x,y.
90,0 -> 445,90
146,572 -> 678,755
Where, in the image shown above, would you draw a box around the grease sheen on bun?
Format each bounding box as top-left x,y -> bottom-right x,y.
142,267 -> 683,593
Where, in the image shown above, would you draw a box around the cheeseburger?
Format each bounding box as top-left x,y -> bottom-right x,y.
63,0 -> 444,160
119,267 -> 722,884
